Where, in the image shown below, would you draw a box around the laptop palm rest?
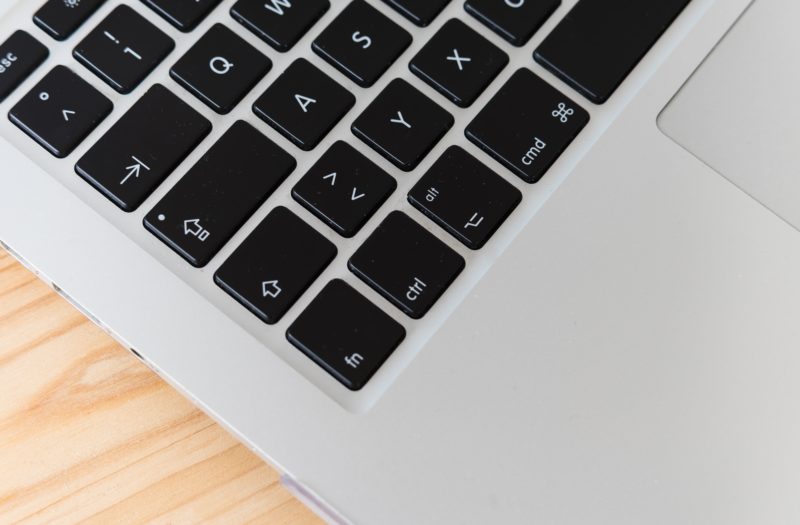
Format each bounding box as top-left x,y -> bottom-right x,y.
658,0 -> 800,231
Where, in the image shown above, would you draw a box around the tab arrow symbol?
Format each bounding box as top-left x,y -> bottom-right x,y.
62,109 -> 76,122
261,280 -> 282,299
351,188 -> 365,201
183,219 -> 203,236
120,156 -> 151,185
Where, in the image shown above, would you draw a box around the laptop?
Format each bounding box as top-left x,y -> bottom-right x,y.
3,0 -> 799,522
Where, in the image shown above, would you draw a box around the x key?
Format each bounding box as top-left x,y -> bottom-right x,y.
410,19 -> 508,107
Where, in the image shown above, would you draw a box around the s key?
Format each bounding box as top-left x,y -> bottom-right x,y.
313,0 -> 412,87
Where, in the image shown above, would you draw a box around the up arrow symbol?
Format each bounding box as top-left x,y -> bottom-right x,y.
261,280 -> 282,299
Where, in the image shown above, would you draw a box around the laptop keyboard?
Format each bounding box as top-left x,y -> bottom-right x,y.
1,0 -> 690,393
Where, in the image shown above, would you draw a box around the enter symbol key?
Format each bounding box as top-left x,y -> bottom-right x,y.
408,146 -> 521,250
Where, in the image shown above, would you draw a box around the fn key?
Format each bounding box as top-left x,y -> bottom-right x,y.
288,279 -> 405,391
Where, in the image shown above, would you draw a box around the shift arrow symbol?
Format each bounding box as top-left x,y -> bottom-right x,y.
261,280 -> 282,299
184,219 -> 203,236
62,109 -> 76,121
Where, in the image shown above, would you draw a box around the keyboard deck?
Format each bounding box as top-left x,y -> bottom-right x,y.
0,0 -> 690,402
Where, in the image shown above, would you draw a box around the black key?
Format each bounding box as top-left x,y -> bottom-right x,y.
352,78 -> 453,172
33,0 -> 105,41
215,207 -> 337,324
349,211 -> 464,319
144,121 -> 295,267
73,5 -> 175,94
231,0 -> 330,52
0,31 -> 49,103
293,141 -> 396,237
141,0 -> 223,32
253,59 -> 354,151
382,0 -> 450,27
76,84 -> 211,212
534,0 -> 691,104
312,0 -> 411,87
171,24 -> 271,114
465,0 -> 559,47
9,66 -> 112,158
287,279 -> 405,391
465,69 -> 588,183
409,146 -> 521,249
410,18 -> 508,108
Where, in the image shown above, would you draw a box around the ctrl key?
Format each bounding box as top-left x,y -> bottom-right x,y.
288,280 -> 406,391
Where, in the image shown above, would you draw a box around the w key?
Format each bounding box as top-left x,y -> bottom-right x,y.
144,121 -> 296,268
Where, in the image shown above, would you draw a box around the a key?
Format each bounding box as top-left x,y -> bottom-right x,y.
465,0 -> 559,47
410,18 -> 508,108
0,31 -> 49,103
9,65 -> 112,158
408,146 -> 521,249
73,5 -> 175,94
215,207 -> 337,324
352,78 -> 453,171
231,0 -> 330,52
349,211 -> 464,319
534,0 -> 691,104
144,121 -> 295,267
75,84 -> 211,212
292,141 -> 396,237
171,23 -> 271,115
141,0 -> 223,32
312,0 -> 412,88
253,58 -> 354,151
382,0 -> 450,27
465,68 -> 589,183
33,0 -> 105,41
287,279 -> 405,391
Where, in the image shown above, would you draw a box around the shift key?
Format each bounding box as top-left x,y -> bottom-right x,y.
144,121 -> 296,267
465,68 -> 588,184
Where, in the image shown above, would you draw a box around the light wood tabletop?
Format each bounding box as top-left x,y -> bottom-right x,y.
0,248 -> 321,524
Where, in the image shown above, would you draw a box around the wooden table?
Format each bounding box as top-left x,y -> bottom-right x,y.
0,249 -> 321,524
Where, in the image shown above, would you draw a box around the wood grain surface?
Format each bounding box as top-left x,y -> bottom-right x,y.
0,248 -> 322,524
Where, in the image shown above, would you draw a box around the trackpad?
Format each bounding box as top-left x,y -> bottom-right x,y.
658,0 -> 800,230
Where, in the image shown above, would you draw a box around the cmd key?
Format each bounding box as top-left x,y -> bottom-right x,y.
534,0 -> 691,104
144,121 -> 296,268
9,65 -> 112,158
288,279 -> 406,391
76,84 -> 211,212
466,68 -> 588,183
215,206 -> 337,325
349,211 -> 465,319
